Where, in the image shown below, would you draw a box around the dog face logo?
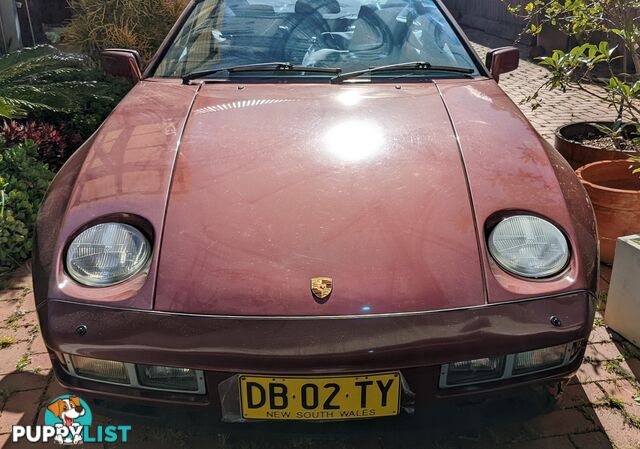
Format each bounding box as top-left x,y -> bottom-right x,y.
44,395 -> 92,445
48,397 -> 85,427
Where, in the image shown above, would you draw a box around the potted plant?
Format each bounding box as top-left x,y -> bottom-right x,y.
505,0 -> 640,166
602,157 -> 640,344
576,158 -> 640,264
530,43 -> 639,167
538,44 -> 640,167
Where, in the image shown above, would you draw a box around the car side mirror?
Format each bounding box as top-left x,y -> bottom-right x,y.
485,47 -> 519,83
101,49 -> 143,84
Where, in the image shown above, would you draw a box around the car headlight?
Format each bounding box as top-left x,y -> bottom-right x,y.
487,215 -> 569,278
66,223 -> 151,287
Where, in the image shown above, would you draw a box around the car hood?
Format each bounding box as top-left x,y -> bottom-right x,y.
153,82 -> 486,316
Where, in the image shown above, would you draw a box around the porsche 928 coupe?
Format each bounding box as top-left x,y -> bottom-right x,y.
34,0 -> 598,422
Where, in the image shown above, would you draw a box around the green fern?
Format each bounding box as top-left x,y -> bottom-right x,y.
0,45 -> 112,119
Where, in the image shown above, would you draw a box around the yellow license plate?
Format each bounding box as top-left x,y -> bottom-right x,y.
238,372 -> 401,421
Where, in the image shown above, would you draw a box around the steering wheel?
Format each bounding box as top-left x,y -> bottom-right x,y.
276,12 -> 333,64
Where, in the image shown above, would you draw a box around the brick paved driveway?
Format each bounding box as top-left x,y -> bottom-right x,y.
1,31 -> 639,449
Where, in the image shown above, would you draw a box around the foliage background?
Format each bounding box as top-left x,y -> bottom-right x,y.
2,0 -> 191,272
0,46 -> 131,271
0,140 -> 53,271
505,0 -> 640,74
64,0 -> 189,65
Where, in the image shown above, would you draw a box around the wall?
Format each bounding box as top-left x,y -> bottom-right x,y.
442,0 -> 535,45
0,0 -> 23,53
15,0 -> 71,47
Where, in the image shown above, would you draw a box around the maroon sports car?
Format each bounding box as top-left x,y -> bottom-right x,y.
34,0 -> 598,422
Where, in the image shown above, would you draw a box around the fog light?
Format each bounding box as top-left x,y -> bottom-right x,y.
446,356 -> 506,386
513,344 -> 566,374
136,364 -> 200,391
70,355 -> 130,384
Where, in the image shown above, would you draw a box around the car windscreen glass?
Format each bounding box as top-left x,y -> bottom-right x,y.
153,0 -> 479,80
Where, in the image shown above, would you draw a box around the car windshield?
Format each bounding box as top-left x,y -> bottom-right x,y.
153,0 -> 479,80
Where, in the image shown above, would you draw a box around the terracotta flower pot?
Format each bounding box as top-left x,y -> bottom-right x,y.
576,160 -> 640,265
555,122 -> 638,169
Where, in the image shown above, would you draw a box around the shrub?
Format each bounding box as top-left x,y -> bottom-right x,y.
505,2 -> 640,157
36,73 -> 132,141
1,120 -> 72,171
0,45 -> 132,167
0,139 -> 53,271
0,45 -> 97,119
65,0 -> 189,65
534,43 -> 640,123
505,0 -> 640,74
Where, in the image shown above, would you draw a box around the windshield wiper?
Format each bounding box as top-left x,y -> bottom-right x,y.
330,61 -> 474,84
182,62 -> 342,84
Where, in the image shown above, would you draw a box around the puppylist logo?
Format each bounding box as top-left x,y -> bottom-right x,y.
12,395 -> 131,444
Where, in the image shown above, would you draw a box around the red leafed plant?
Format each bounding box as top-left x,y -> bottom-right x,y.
1,120 -> 79,170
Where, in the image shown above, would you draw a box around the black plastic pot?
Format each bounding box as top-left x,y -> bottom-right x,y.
555,122 -> 639,169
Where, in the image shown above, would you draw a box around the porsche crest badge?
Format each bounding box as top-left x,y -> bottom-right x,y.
310,277 -> 333,301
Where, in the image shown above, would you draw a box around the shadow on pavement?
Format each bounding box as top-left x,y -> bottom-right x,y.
44,383 -> 613,449
0,370 -> 51,448
612,339 -> 640,382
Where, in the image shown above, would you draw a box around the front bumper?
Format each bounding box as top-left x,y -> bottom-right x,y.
39,291 -> 595,409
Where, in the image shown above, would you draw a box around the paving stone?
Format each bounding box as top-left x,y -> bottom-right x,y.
557,384 -> 591,409
19,293 -> 36,314
523,408 -> 598,438
6,266 -> 32,292
0,372 -> 50,393
577,359 -> 634,384
569,432 -> 613,449
40,379 -> 70,406
0,325 -> 34,345
0,342 -> 30,375
597,379 -> 640,416
1,309 -> 30,330
20,312 -> 38,330
488,408 -> 598,443
581,382 -> 607,403
586,343 -> 625,362
0,300 -> 20,325
498,435 -> 575,449
0,389 -> 43,434
5,277 -> 31,292
0,288 -> 22,301
24,353 -> 52,373
592,407 -> 640,449
29,334 -> 47,355
590,326 -> 613,344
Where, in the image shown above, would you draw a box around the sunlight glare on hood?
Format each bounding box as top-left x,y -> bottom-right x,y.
323,120 -> 384,163
336,90 -> 364,107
